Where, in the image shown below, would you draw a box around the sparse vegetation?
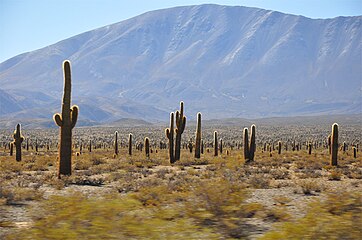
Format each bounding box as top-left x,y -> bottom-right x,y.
0,121 -> 361,239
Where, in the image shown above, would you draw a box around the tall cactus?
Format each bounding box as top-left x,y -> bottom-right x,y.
13,123 -> 24,161
114,131 -> 119,156
145,137 -> 150,158
53,60 -> 78,177
175,101 -> 186,161
165,112 -> 175,163
243,127 -> 249,161
248,124 -> 256,162
214,131 -> 218,156
330,123 -> 338,166
128,133 -> 133,156
195,112 -> 202,158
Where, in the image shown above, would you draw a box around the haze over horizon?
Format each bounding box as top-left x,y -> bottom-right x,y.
1,0 -> 361,63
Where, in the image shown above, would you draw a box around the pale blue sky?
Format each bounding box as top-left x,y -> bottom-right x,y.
0,0 -> 361,63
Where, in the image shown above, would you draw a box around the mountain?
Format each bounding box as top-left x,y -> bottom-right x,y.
0,4 -> 361,125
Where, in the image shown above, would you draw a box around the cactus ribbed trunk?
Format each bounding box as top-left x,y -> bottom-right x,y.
13,123 -> 24,161
195,112 -> 201,158
114,131 -> 119,156
165,113 -> 175,163
214,131 -> 218,156
330,123 -> 338,166
53,60 -> 78,178
129,133 -> 132,156
243,128 -> 249,161
175,101 -> 186,161
145,137 -> 150,158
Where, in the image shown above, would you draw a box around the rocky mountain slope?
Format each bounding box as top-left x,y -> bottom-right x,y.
0,4 -> 361,124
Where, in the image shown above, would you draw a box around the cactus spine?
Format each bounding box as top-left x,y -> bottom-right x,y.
53,60 -> 79,177
330,123 -> 338,166
13,123 -> 24,161
145,137 -> 150,158
129,133 -> 133,156
165,112 -> 175,163
195,112 -> 202,158
175,101 -> 186,161
214,131 -> 218,156
114,131 -> 119,156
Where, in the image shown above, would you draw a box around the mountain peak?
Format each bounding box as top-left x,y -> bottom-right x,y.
0,4 -> 360,124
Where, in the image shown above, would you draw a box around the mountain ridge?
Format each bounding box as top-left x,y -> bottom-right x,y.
0,4 -> 361,123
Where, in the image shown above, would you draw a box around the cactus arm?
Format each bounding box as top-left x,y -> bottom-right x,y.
53,113 -> 63,127
70,105 -> 79,129
165,128 -> 171,139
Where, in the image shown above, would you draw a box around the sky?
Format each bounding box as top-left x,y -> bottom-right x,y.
0,0 -> 361,63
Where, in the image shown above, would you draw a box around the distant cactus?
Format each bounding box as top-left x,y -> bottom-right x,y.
278,141 -> 282,155
220,139 -> 223,154
10,142 -> 14,156
195,112 -> 202,158
129,133 -> 133,156
327,134 -> 331,154
201,139 -> 204,154
243,125 -> 256,162
145,137 -> 150,158
243,128 -> 249,161
13,124 -> 24,161
308,142 -> 312,155
353,147 -> 357,158
89,140 -> 92,152
249,124 -> 256,161
165,112 -> 175,163
26,138 -> 29,151
188,141 -> 193,153
53,60 -> 78,177
330,123 -> 338,166
35,139 -> 38,152
114,131 -> 119,156
175,101 -> 186,161
214,131 -> 218,156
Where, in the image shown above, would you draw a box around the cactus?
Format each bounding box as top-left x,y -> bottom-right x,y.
26,138 -> 29,151
145,137 -> 150,158
35,139 -> 38,152
89,140 -> 92,152
175,101 -> 186,161
165,112 -> 175,163
129,133 -> 133,156
220,139 -> 223,154
201,139 -> 204,154
330,123 -> 338,166
278,141 -> 282,155
308,142 -> 312,155
188,141 -> 193,153
10,142 -> 14,156
114,131 -> 119,156
214,131 -> 218,156
243,128 -> 249,161
353,147 -> 357,158
13,123 -> 24,161
248,124 -> 256,161
53,60 -> 78,177
195,112 -> 202,158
